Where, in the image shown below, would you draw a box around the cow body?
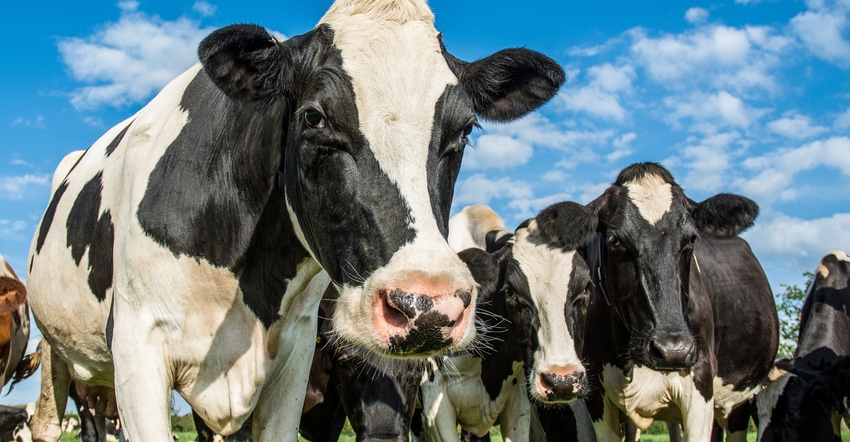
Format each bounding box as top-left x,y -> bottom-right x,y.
579,163 -> 777,441
26,2 -> 564,440
757,250 -> 850,441
420,204 -> 597,442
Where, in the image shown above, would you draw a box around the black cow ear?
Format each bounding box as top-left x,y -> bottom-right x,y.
198,24 -> 286,101
534,202 -> 598,251
457,248 -> 499,301
446,48 -> 565,122
691,193 -> 759,238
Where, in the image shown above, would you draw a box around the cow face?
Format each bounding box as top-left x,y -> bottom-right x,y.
587,162 -> 758,371
197,2 -> 565,357
758,355 -> 850,442
495,203 -> 597,403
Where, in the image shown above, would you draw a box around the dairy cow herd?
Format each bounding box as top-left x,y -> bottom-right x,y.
4,1 -> 849,441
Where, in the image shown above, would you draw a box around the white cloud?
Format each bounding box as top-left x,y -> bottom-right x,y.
685,8 -> 710,25
835,108 -> 850,129
59,3 -> 214,109
629,24 -> 790,93
0,220 -> 28,239
507,192 -> 574,222
558,63 -> 634,121
607,132 -> 636,162
745,212 -> 850,262
463,134 -> 532,170
735,136 -> 850,202
767,114 -> 828,139
12,116 -> 45,129
0,174 -> 50,200
671,132 -> 740,193
664,91 -> 768,131
453,174 -> 533,207
192,1 -> 217,17
791,5 -> 850,66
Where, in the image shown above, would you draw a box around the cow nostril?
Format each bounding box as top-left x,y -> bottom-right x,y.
382,293 -> 411,329
386,290 -> 419,320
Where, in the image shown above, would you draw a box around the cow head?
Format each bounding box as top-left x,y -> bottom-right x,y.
758,352 -> 850,442
587,162 -> 758,371
197,1 -> 565,357
454,203 -> 597,403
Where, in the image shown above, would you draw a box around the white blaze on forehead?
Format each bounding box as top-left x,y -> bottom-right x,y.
624,173 -> 673,225
512,222 -> 582,370
320,0 -> 459,240
818,249 -> 850,279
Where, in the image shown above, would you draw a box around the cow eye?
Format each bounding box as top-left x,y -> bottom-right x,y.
303,109 -> 326,129
457,120 -> 478,145
607,235 -> 623,249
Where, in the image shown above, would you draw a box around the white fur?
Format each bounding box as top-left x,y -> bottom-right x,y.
448,204 -> 509,252
755,370 -> 791,440
597,364 -> 714,442
624,174 -> 673,225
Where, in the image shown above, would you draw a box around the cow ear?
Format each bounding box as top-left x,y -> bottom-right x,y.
691,193 -> 759,238
457,248 -> 499,301
198,24 -> 286,101
484,231 -> 512,254
0,276 -> 26,315
534,202 -> 598,251
445,47 -> 565,122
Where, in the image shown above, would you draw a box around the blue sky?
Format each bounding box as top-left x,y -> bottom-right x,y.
1,0 -> 849,409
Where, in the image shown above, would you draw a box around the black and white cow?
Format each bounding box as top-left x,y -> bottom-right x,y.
420,204 -> 597,442
578,162 -> 778,441
757,250 -> 850,441
25,1 -> 565,440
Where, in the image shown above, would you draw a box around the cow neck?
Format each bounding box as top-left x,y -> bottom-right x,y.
593,235 -> 630,333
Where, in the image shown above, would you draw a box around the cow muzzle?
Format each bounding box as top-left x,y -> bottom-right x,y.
645,331 -> 698,371
533,365 -> 587,402
375,288 -> 472,355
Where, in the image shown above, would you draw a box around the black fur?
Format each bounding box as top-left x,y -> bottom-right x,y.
35,181 -> 68,255
105,122 -> 132,157
692,193 -> 759,238
533,201 -> 598,251
66,172 -> 114,301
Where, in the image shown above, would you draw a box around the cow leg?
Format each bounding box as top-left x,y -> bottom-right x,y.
723,403 -> 750,442
679,399 -> 714,442
69,382 -> 102,442
496,387 -> 533,442
110,314 -> 173,440
30,340 -> 71,442
590,396 -> 622,442
251,263 -> 327,442
418,361 -> 460,442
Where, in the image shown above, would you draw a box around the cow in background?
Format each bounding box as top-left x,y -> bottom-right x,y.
579,162 -> 777,441
757,250 -> 850,441
25,0 -> 565,439
420,204 -> 597,442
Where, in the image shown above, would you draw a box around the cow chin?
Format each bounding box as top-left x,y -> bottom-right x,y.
332,281 -> 477,358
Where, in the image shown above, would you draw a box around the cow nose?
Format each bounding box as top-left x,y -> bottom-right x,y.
379,289 -> 472,354
537,370 -> 586,402
647,332 -> 697,370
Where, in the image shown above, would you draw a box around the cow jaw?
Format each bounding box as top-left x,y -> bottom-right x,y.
332,241 -> 477,357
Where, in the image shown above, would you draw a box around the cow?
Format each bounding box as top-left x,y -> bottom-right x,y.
419,203 -> 598,442
25,1 -> 565,440
757,250 -> 850,441
576,162 -> 778,441
0,254 -> 35,392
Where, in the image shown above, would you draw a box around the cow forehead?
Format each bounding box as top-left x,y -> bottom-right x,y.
321,6 -> 458,235
512,223 -> 577,293
623,173 -> 674,226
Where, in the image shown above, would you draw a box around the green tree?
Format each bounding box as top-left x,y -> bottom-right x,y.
775,271 -> 814,358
